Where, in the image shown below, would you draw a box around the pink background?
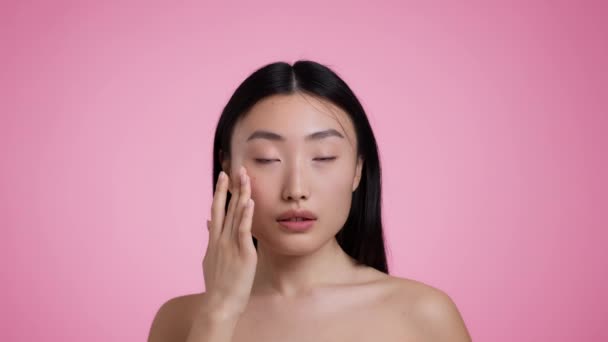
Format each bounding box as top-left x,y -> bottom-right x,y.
2,1 -> 606,341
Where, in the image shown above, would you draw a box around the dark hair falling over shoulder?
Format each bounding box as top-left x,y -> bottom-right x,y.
211,60 -> 389,274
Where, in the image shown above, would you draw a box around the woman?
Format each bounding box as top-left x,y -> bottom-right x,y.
148,60 -> 471,341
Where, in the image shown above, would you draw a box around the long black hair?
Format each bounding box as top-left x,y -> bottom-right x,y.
211,60 -> 389,274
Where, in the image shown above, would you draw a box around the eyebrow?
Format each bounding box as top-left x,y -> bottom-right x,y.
246,129 -> 345,142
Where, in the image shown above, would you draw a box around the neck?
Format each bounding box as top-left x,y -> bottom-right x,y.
251,238 -> 360,299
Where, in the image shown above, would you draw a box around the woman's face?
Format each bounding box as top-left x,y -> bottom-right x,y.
223,93 -> 363,255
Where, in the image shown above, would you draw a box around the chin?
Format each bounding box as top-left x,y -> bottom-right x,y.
255,232 -> 328,256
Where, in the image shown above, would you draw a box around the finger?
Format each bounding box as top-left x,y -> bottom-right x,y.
232,168 -> 251,240
209,171 -> 228,244
238,199 -> 255,255
221,167 -> 242,242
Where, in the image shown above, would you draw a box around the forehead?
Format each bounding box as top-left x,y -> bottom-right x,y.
232,93 -> 357,147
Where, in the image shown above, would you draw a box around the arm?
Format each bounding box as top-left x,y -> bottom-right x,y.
147,295 -> 242,342
147,168 -> 256,342
148,297 -> 192,342
414,289 -> 472,342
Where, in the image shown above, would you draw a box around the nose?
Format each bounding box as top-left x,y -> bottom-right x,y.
281,164 -> 309,202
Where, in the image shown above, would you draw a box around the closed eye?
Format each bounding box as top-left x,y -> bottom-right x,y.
254,158 -> 279,164
254,157 -> 337,164
314,157 -> 337,162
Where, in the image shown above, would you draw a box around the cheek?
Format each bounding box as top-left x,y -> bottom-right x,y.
248,175 -> 271,207
324,182 -> 352,202
323,167 -> 354,190
249,176 -> 259,200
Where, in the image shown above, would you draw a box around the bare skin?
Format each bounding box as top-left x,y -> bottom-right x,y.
148,93 -> 471,341
150,273 -> 471,341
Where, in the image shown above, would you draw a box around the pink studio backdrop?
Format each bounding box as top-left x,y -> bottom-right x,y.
1,1 -> 606,341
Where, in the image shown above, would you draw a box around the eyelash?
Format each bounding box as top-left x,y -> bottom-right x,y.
254,157 -> 337,164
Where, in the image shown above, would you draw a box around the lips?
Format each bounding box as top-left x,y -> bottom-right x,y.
276,209 -> 317,222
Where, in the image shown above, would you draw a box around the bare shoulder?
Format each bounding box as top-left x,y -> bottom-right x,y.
384,276 -> 472,341
147,293 -> 207,342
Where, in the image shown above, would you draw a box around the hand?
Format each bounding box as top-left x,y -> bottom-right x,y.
202,165 -> 257,318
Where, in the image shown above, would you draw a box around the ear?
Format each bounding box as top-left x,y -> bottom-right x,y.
352,156 -> 364,192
